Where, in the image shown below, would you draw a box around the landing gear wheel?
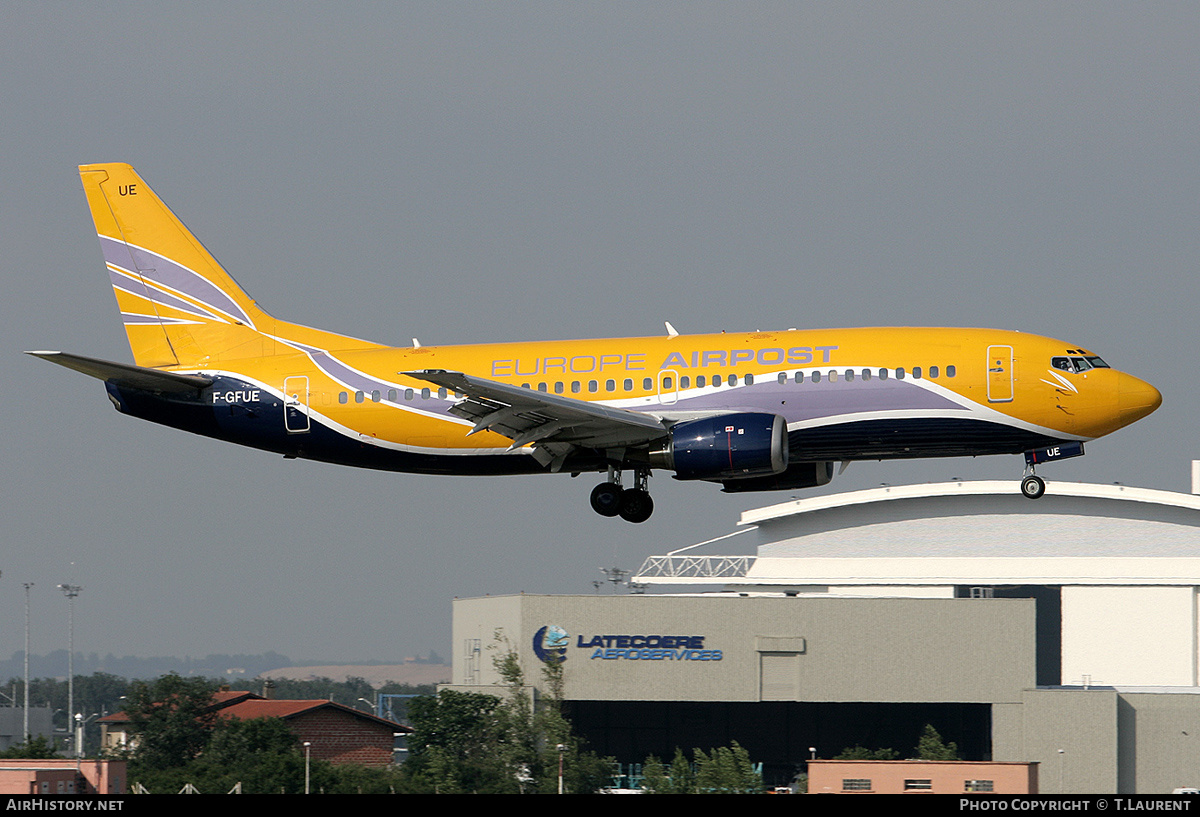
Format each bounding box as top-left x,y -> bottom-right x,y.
618,488 -> 654,523
590,483 -> 623,517
1021,474 -> 1046,499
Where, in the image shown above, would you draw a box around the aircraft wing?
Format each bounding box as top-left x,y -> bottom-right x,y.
403,369 -> 668,471
27,351 -> 212,394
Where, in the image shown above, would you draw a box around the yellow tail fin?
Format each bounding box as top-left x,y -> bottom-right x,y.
79,163 -> 276,368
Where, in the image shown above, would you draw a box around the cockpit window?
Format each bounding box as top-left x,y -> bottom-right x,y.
1053,355 -> 1111,373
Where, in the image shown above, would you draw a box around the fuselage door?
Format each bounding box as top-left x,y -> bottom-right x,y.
986,345 -> 1014,403
658,369 -> 679,405
284,375 -> 310,433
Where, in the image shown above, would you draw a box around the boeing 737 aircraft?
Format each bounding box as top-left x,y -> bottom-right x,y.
30,163 -> 1162,522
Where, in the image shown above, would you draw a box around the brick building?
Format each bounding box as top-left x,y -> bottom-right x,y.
100,690 -> 409,768
808,760 -> 1038,795
0,758 -> 126,795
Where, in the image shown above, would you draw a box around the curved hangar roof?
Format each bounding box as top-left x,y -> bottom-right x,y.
736,481 -> 1200,587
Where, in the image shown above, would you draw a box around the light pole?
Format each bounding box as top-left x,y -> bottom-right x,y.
74,714 -> 98,760
23,583 -> 32,743
57,584 -> 81,757
304,741 -> 312,794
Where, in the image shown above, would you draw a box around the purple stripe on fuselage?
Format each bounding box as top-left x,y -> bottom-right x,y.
655,376 -> 969,424
279,340 -> 464,422
98,235 -> 253,327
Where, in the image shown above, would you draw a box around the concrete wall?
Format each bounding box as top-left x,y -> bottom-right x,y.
993,689 -> 1119,794
1062,586 -> 1198,686
1116,692 -> 1200,794
452,594 -> 1036,704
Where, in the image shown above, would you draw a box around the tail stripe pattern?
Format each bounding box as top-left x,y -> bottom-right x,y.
98,235 -> 256,328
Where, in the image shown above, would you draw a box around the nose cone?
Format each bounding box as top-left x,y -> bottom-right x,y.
1118,372 -> 1162,424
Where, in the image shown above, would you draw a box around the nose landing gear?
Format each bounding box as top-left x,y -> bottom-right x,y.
1020,442 -> 1085,500
589,466 -> 654,523
1020,472 -> 1046,499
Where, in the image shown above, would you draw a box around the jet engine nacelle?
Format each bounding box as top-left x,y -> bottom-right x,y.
652,413 -> 788,481
718,460 -> 835,493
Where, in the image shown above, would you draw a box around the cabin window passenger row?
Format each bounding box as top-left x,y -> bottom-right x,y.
369,362 -> 961,410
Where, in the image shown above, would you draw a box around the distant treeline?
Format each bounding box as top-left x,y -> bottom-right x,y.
0,650 -> 445,683
2,671 -> 437,755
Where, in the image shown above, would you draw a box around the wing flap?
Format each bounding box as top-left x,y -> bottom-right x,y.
403,369 -> 668,464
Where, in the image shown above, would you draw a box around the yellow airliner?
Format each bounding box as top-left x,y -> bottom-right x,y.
30,163 -> 1162,522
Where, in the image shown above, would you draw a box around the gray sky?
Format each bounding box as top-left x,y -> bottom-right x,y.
3,3 -> 1196,665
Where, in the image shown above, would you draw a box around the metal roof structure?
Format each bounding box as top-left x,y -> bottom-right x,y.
634,480 -> 1200,586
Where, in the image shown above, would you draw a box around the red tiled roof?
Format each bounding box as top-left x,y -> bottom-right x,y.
98,690 -> 409,732
218,698 -> 411,732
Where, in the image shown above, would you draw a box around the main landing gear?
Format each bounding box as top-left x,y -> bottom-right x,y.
590,466 -> 654,523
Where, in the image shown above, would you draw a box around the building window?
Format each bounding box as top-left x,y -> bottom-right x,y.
965,780 -> 995,792
842,779 -> 872,791
904,779 -> 933,790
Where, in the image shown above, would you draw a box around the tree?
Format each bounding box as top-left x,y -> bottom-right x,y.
492,633 -> 614,794
122,673 -> 219,769
915,724 -> 960,760
835,745 -> 901,760
693,742 -> 764,794
401,635 -> 614,793
0,735 -> 61,759
639,748 -> 694,794
405,689 -> 508,793
640,755 -> 669,793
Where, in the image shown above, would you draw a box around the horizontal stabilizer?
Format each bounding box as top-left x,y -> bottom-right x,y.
26,351 -> 211,393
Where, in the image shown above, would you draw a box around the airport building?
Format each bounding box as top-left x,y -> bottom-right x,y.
447,476 -> 1200,794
